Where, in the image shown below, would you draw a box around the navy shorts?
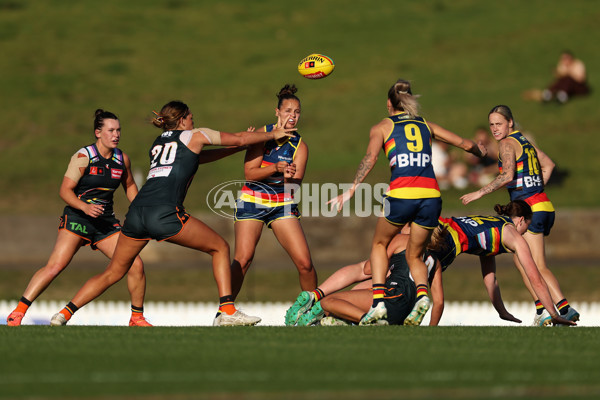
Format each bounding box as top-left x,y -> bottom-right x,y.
59,207 -> 121,250
527,210 -> 555,236
121,204 -> 190,241
383,275 -> 417,325
234,200 -> 300,228
383,196 -> 442,229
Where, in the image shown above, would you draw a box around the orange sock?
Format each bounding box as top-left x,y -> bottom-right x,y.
219,296 -> 237,315
15,298 -> 31,314
59,309 -> 72,321
131,305 -> 144,319
59,302 -> 78,321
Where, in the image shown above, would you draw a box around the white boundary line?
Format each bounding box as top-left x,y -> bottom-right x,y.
1,300 -> 597,326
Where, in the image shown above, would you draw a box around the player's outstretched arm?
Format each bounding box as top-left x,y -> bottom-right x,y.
479,255 -> 521,323
328,120 -> 387,212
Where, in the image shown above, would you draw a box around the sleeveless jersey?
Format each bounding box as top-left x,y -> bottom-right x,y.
383,112 -> 440,199
389,250 -> 437,282
72,144 -> 125,217
498,131 -> 554,212
440,215 -> 513,258
240,123 -> 302,207
132,130 -> 200,207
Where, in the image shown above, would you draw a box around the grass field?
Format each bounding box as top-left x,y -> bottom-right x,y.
1,1 -> 599,214
1,3 -> 599,399
1,326 -> 599,399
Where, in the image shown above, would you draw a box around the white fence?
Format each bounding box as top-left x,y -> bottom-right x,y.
1,300 -> 598,327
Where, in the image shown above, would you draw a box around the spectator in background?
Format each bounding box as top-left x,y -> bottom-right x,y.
523,50 -> 590,104
466,126 -> 498,188
542,50 -> 590,103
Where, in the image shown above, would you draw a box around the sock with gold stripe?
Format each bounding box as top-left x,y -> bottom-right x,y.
556,298 -> 570,315
416,284 -> 429,300
372,284 -> 386,306
312,288 -> 325,301
535,300 -> 545,315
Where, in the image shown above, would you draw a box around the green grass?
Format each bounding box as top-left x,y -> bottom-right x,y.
1,326 -> 599,399
1,1 -> 599,214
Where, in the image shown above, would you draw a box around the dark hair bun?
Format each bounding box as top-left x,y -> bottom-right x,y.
277,84 -> 298,99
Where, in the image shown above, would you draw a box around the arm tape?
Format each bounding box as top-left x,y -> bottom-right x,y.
64,151 -> 89,182
197,127 -> 222,145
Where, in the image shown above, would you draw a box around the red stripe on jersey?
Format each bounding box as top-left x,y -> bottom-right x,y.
440,217 -> 470,253
389,176 -> 440,191
523,192 -> 550,206
241,185 -> 290,202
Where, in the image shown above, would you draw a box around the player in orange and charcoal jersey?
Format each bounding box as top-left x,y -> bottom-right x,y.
461,105 -> 579,325
50,100 -> 295,327
7,109 -> 151,327
328,79 -> 487,326
231,84 -> 318,323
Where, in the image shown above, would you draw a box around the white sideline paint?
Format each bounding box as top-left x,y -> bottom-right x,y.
1,300 -> 598,327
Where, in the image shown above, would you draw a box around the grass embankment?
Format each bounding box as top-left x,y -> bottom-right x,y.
0,1 -> 599,216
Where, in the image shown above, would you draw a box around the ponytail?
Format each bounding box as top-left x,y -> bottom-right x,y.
152,100 -> 190,131
494,200 -> 532,220
428,224 -> 449,253
387,79 -> 420,118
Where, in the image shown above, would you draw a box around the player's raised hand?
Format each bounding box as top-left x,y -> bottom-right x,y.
328,189 -> 355,212
271,116 -> 296,140
476,140 -> 488,158
460,190 -> 482,205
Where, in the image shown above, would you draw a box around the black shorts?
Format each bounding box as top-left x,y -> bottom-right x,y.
383,275 -> 417,325
59,207 -> 121,250
121,204 -> 190,241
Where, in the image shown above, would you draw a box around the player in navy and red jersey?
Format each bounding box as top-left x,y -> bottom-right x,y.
50,100 -> 295,327
461,105 -> 579,325
6,109 -> 151,327
231,85 -> 318,324
328,79 -> 487,326
293,201 -> 574,327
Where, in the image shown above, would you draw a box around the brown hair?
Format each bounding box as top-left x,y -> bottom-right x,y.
152,100 -> 190,131
94,109 -> 118,132
494,200 -> 532,221
428,224 -> 449,253
387,79 -> 420,118
277,84 -> 300,109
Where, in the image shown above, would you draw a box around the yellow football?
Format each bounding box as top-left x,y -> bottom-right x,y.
298,54 -> 335,79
